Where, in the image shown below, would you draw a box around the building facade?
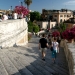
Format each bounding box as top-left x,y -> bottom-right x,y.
41,9 -> 53,21
37,20 -> 56,29
52,10 -> 73,24
64,17 -> 75,29
41,9 -> 73,23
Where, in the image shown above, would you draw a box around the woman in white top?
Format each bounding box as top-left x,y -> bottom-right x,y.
13,13 -> 18,19
3,13 -> 8,20
51,37 -> 59,63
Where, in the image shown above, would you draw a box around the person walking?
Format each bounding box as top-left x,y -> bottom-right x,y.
47,34 -> 52,45
51,37 -> 59,63
39,34 -> 49,61
57,36 -> 61,46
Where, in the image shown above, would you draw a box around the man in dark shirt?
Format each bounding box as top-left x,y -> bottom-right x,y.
39,34 -> 49,61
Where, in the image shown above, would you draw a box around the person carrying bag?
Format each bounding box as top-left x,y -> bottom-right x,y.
51,37 -> 59,64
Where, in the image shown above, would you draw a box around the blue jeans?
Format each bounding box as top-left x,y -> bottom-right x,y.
52,50 -> 56,58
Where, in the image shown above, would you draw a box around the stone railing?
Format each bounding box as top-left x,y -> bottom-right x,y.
0,18 -> 28,48
60,40 -> 75,75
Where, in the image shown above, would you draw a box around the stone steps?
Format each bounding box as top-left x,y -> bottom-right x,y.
0,46 -> 69,75
0,36 -> 69,75
5,51 -> 33,75
8,51 -> 44,75
0,59 -> 8,75
46,54 -> 68,70
0,52 -> 21,75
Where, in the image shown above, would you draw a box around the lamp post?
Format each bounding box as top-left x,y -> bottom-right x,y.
11,6 -> 12,10
19,1 -> 23,6
11,6 -> 12,14
21,2 -> 23,6
9,9 -> 10,14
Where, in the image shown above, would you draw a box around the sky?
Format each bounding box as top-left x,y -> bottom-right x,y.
0,0 -> 75,13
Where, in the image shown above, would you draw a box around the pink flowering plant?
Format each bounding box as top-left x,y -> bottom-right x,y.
62,26 -> 75,40
14,6 -> 29,17
52,31 -> 60,37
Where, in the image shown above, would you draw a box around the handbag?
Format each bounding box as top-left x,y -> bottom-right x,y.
50,42 -> 54,51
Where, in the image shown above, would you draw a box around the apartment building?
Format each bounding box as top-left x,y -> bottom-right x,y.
64,17 -> 75,29
42,9 -> 73,23
52,9 -> 73,24
41,9 -> 53,21
37,9 -> 73,30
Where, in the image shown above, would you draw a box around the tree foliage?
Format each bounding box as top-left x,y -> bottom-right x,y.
57,23 -> 67,33
30,11 -> 41,22
28,21 -> 39,33
33,24 -> 39,33
28,21 -> 33,32
56,23 -> 67,39
24,0 -> 32,9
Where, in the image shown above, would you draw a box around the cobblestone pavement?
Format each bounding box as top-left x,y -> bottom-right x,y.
0,35 -> 69,75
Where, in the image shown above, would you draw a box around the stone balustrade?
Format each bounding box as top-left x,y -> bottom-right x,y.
60,40 -> 75,75
0,18 -> 28,48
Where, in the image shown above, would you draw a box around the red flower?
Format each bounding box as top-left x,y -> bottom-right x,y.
62,27 -> 75,40
52,31 -> 60,37
14,6 -> 29,17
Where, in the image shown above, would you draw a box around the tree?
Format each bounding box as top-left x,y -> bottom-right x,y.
24,0 -> 32,21
57,23 -> 67,39
28,21 -> 33,32
30,11 -> 41,22
33,24 -> 39,33
28,21 -> 39,33
24,0 -> 32,10
57,23 -> 66,33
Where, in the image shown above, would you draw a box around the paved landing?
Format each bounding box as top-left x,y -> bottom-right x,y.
0,36 -> 69,75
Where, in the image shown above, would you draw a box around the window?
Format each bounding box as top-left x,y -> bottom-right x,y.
54,15 -> 57,17
45,15 -> 47,17
64,15 -> 66,17
60,15 -> 63,17
67,15 -> 71,17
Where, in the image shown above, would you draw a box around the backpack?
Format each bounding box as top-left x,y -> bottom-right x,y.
50,46 -> 53,51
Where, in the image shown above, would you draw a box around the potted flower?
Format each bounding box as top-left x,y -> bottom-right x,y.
62,27 -> 75,43
52,31 -> 60,37
14,6 -> 29,18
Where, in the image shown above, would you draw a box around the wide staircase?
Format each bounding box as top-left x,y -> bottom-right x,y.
0,36 -> 69,75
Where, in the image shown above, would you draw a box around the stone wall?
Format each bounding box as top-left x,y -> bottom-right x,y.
0,18 -> 28,48
60,40 -> 75,75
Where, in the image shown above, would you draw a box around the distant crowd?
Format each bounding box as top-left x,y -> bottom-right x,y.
0,12 -> 24,22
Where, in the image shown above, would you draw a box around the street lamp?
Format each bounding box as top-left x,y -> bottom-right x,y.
19,1 -> 23,6
11,6 -> 12,10
10,6 -> 12,14
21,2 -> 23,6
9,9 -> 10,14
